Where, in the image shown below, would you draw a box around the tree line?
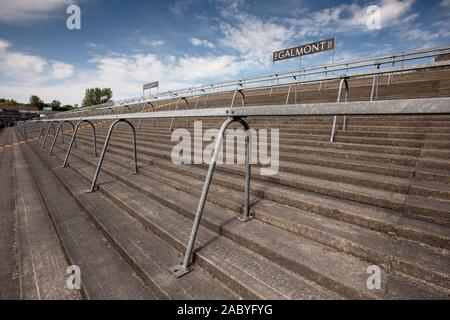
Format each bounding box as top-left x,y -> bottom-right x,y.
1,87 -> 113,111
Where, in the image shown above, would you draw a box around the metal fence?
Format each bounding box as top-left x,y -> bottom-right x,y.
16,96 -> 450,277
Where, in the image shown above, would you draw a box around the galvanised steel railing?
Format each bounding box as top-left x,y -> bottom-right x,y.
44,44 -> 450,120
18,97 -> 450,278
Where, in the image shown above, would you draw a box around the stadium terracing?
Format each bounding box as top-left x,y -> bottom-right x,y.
2,45 -> 450,299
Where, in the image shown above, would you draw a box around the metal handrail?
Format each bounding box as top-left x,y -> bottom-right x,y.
137,102 -> 156,129
16,97 -> 450,278
330,77 -> 349,142
42,45 -> 450,120
49,120 -> 77,156
168,116 -> 252,278
169,97 -> 189,132
62,120 -> 97,168
88,119 -> 138,192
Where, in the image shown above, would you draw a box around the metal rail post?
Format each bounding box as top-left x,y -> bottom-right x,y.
62,120 -> 97,167
330,77 -> 349,142
36,122 -> 44,144
169,97 -> 189,132
370,75 -> 378,101
49,120 -> 76,156
230,89 -> 245,110
41,121 -> 59,149
137,102 -> 155,130
169,116 -> 252,278
88,119 -> 138,192
285,85 -> 292,105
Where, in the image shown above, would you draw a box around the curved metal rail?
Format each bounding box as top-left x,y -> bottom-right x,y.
49,120 -> 77,156
169,116 -> 252,278
169,97 -> 189,132
330,77 -> 349,142
62,120 -> 97,168
137,102 -> 156,130
88,119 -> 138,192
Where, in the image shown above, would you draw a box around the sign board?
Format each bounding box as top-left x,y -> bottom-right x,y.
143,81 -> 159,90
43,107 -> 52,113
273,38 -> 335,62
100,95 -> 109,101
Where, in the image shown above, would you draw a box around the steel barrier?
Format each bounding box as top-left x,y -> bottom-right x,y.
41,45 -> 450,120
88,119 -> 138,192
330,77 -> 349,142
62,120 -> 97,168
49,120 -> 77,156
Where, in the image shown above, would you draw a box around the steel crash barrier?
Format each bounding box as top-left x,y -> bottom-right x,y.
40,45 -> 450,126
19,97 -> 450,278
43,44 -> 450,121
38,58 -> 450,144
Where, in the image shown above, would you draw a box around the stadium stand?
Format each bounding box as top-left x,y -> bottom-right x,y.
2,46 -> 450,299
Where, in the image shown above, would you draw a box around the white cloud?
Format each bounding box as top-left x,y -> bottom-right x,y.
285,0 -> 416,37
189,37 -> 215,49
0,0 -> 73,23
0,38 -> 74,85
147,40 -> 165,48
0,39 -> 11,51
218,11 -> 294,67
0,50 -> 47,79
50,61 -> 74,79
0,38 -> 244,104
440,0 -> 450,7
169,0 -> 195,16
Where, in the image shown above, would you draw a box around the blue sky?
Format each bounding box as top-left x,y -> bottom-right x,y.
0,0 -> 449,105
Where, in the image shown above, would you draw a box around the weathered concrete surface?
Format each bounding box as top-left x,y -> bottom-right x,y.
12,129 -> 81,300
19,141 -> 157,300
0,129 -> 20,299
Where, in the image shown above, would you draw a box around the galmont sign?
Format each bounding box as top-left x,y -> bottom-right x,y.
273,38 -> 335,62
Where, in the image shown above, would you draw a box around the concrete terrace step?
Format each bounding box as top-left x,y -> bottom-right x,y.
12,131 -> 82,300
46,142 -> 450,298
27,144 -> 241,300
42,145 -> 343,299
19,140 -> 157,300
75,127 -> 412,190
77,127 -> 421,167
71,132 -> 411,210
58,139 -> 450,250
0,129 -> 19,299
119,126 -> 429,149
411,180 -> 450,200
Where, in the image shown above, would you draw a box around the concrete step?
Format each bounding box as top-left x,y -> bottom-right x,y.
64,132 -> 446,232
77,127 -> 421,167
405,195 -> 450,223
73,139 -> 450,248
0,129 -> 19,299
46,142 -> 450,298
44,146 -> 342,299
416,167 -> 450,185
411,180 -> 450,200
29,143 -> 241,300
72,132 -> 409,210
12,131 -> 82,300
19,141 -> 157,300
419,158 -> 450,171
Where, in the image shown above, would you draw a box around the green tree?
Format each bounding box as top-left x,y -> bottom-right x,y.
29,95 -> 44,109
82,88 -> 113,107
50,100 -> 62,109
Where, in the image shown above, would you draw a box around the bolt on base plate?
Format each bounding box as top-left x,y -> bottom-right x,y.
238,214 -> 253,223
169,264 -> 192,278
